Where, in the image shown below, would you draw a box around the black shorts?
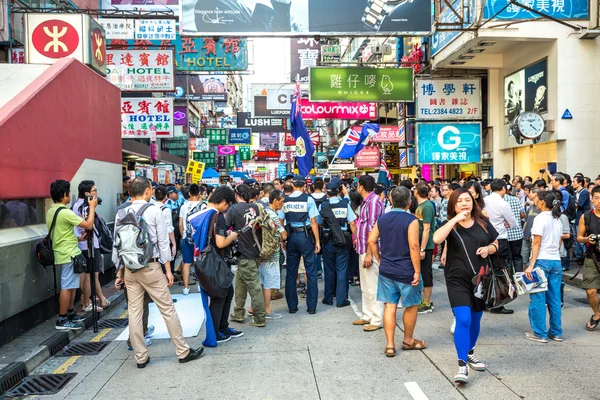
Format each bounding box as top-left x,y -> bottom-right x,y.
84,249 -> 103,273
421,249 -> 434,288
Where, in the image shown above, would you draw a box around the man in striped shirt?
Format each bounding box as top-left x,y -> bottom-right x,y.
352,176 -> 385,332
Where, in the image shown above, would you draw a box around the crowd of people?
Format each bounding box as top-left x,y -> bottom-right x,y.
43,169 -> 600,382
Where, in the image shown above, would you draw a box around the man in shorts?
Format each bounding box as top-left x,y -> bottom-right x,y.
368,186 -> 426,356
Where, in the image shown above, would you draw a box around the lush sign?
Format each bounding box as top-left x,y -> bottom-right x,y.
309,67 -> 414,102
416,123 -> 482,164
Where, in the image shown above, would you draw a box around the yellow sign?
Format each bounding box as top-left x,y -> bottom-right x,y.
191,173 -> 202,183
187,160 -> 205,181
459,163 -> 477,173
186,160 -> 198,174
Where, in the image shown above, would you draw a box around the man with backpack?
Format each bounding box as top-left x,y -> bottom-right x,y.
113,177 -> 203,368
179,184 -> 203,295
155,186 -> 177,263
47,180 -> 98,330
311,178 -> 327,281
319,181 -> 357,308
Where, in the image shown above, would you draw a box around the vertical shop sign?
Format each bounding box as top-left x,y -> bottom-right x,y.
291,37 -> 320,83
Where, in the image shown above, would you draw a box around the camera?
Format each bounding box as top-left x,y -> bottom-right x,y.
539,169 -> 546,173
589,234 -> 599,242
86,196 -> 103,206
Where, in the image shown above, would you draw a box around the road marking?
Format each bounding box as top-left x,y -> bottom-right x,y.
53,356 -> 80,374
120,310 -> 129,319
404,382 -> 429,400
90,328 -> 112,343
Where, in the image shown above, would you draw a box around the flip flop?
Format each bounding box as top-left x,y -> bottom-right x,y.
101,299 -> 111,308
586,315 -> 600,331
384,347 -> 396,358
402,339 -> 427,350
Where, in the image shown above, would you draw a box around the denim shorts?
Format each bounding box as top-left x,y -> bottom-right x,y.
60,261 -> 80,290
181,240 -> 194,264
259,260 -> 281,289
377,274 -> 422,307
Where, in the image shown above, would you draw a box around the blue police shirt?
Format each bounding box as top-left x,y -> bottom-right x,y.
164,198 -> 179,211
278,191 -> 319,228
317,196 -> 356,229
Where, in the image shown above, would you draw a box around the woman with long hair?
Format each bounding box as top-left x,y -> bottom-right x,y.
464,181 -> 487,215
433,188 -> 499,384
524,191 -> 564,343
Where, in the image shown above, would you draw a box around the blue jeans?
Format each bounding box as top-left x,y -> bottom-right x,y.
528,259 -> 563,339
285,232 -> 317,312
322,241 -> 349,305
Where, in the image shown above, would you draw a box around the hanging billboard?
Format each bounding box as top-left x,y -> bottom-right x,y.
106,49 -> 175,91
169,74 -> 228,101
180,0 -> 432,36
121,98 -> 173,139
504,59 -> 547,124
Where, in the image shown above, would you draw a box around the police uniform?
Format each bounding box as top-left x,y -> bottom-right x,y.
318,183 -> 356,307
311,192 -> 327,276
279,177 -> 319,313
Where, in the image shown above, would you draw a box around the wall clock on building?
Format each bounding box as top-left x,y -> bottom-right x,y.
510,111 -> 544,144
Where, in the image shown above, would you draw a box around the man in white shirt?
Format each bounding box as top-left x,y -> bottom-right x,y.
179,184 -> 203,295
484,179 -> 519,315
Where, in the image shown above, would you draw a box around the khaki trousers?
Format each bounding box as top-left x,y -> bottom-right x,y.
358,254 -> 384,327
124,262 -> 190,364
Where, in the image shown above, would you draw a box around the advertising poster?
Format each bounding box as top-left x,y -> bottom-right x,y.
170,74 -> 227,101
180,0 -> 431,35
483,0 -> 588,20
416,122 -> 482,164
121,98 -> 173,138
355,146 -> 380,168
106,49 -> 175,91
316,152 -> 327,169
101,0 -> 179,14
504,59 -> 547,124
291,37 -> 320,83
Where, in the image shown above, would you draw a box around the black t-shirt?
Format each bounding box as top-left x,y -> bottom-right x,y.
225,202 -> 260,259
445,219 -> 498,290
584,211 -> 600,258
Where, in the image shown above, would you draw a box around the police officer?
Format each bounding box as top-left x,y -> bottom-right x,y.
319,181 -> 357,308
311,178 -> 327,280
279,175 -> 321,314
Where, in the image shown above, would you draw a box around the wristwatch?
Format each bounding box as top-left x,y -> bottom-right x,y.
420,248 -> 425,252
362,0 -> 414,31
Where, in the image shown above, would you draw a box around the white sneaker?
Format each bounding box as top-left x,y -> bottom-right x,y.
183,287 -> 190,295
455,362 -> 469,384
450,318 -> 456,334
397,300 -> 403,308
467,353 -> 486,371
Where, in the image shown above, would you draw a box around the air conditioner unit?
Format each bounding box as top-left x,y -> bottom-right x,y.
374,43 -> 393,56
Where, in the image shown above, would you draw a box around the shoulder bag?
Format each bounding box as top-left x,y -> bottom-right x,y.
36,208 -> 64,267
194,212 -> 234,298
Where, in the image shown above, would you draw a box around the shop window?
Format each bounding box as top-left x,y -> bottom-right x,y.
0,199 -> 45,230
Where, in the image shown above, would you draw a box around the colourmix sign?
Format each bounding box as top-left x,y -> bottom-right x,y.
416,123 -> 482,164
106,49 -> 174,91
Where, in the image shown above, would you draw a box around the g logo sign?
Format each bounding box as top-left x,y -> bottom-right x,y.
437,126 -> 461,151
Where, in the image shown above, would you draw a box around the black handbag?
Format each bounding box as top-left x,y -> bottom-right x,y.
483,253 -> 518,309
194,213 -> 234,298
73,253 -> 88,274
36,208 -> 64,267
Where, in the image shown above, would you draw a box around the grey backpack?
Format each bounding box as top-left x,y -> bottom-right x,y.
115,203 -> 154,271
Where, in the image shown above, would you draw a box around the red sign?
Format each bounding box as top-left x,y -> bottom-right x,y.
256,150 -> 281,162
355,146 -> 380,168
279,150 -> 295,164
284,131 -> 319,147
301,101 -> 377,120
32,19 -> 80,58
91,28 -> 106,67
352,124 -> 405,144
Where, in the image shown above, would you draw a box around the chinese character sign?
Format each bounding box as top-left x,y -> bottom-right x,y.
484,0 -> 588,20
354,124 -> 405,144
416,78 -> 482,120
192,151 -> 216,168
260,132 -> 279,146
279,151 -> 295,164
239,146 -> 251,161
355,146 -> 380,168
291,38 -> 320,83
228,128 -> 251,144
416,123 -> 482,164
121,98 -> 173,139
206,128 -> 227,145
98,18 -> 135,39
107,50 -> 174,91
310,67 -> 414,102
11,49 -> 25,64
135,19 -> 176,40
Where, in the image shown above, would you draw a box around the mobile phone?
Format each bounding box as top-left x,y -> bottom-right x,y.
117,281 -> 124,290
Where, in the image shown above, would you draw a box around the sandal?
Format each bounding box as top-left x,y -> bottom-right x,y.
586,315 -> 600,331
384,347 -> 396,358
402,339 -> 427,350
101,299 -> 110,308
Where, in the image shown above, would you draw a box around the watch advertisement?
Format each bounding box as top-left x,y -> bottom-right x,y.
180,0 -> 431,36
504,58 -> 547,124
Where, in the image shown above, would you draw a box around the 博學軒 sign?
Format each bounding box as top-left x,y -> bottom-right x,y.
416,122 -> 482,164
106,49 -> 174,91
309,67 -> 414,102
416,78 -> 481,120
121,98 -> 173,139
228,128 -> 251,144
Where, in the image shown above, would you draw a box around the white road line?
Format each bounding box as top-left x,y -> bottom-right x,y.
404,382 -> 429,400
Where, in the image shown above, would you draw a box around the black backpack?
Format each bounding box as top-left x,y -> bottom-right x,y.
36,208 -> 64,267
94,213 -> 113,254
564,193 -> 577,222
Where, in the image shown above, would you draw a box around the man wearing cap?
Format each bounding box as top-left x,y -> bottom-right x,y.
278,175 -> 321,314
174,180 -> 185,207
319,181 -> 357,308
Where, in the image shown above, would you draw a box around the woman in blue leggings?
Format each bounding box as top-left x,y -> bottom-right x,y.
434,188 -> 499,384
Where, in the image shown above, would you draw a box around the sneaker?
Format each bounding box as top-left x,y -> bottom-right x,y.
455,360 -> 469,384
144,325 -> 155,339
524,332 -> 548,343
397,300 -> 403,308
127,338 -> 153,350
68,313 -> 85,323
224,328 -> 244,338
467,353 -> 486,371
182,287 -> 190,295
250,321 -> 266,328
418,301 -> 434,314
216,331 -> 231,343
317,273 -> 323,281
450,318 -> 456,335
56,319 -> 83,331
549,334 -> 564,342
266,311 -> 283,320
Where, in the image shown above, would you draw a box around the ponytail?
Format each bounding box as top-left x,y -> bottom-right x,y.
538,191 -> 561,219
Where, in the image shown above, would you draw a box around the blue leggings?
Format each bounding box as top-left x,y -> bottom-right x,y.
453,306 -> 483,362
